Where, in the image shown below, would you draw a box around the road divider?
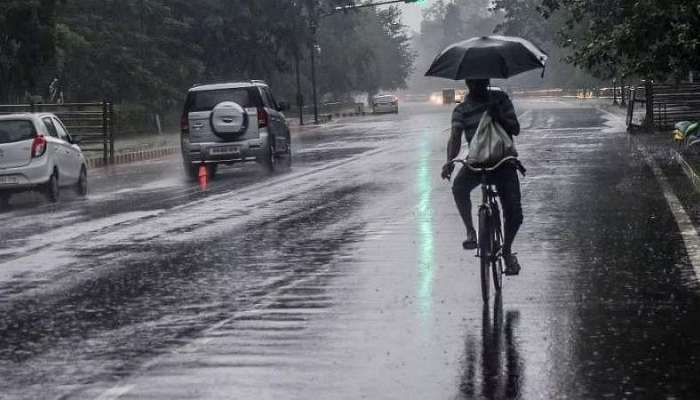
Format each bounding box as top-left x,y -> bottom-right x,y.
86,147 -> 179,168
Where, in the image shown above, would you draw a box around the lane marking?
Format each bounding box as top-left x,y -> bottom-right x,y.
94,385 -> 135,400
597,106 -> 700,281
641,151 -> 700,281
91,264 -> 337,400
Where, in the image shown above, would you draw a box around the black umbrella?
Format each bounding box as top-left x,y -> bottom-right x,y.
425,35 -> 548,80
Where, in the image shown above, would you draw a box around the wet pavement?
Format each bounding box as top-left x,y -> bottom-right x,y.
1,100 -> 700,399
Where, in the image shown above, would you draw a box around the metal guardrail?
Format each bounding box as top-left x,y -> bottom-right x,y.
301,101 -> 364,115
627,82 -> 700,132
0,101 -> 115,163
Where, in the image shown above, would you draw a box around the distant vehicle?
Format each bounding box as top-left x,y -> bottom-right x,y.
430,92 -> 443,105
371,94 -> 399,114
400,94 -> 430,103
180,80 -> 291,179
0,113 -> 87,205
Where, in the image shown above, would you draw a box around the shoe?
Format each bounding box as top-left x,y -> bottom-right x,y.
504,254 -> 521,276
462,229 -> 477,250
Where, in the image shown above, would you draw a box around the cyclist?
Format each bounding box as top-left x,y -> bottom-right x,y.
441,78 -> 523,275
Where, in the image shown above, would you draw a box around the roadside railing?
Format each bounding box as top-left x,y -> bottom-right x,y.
301,101 -> 364,115
0,101 -> 115,163
627,81 -> 700,132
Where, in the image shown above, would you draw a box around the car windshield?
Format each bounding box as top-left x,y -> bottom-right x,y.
187,88 -> 261,112
0,120 -> 36,144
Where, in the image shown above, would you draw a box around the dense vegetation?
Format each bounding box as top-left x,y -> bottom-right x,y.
409,0 -> 602,91
411,0 -> 700,91
0,0 -> 414,114
494,0 -> 700,83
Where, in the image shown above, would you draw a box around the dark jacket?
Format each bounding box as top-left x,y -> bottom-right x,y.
451,90 -> 520,144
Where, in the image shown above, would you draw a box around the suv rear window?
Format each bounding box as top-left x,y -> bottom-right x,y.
0,120 -> 36,144
185,88 -> 263,112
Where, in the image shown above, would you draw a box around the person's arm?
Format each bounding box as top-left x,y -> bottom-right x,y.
447,125 -> 462,161
441,124 -> 463,179
496,95 -> 520,137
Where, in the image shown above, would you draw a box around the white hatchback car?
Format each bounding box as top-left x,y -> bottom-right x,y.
0,113 -> 87,205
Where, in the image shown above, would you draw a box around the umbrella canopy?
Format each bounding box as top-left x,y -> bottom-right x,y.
425,35 -> 548,80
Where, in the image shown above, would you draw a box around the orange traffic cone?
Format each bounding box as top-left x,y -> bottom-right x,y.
198,164 -> 209,191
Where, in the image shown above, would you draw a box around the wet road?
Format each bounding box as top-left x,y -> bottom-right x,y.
1,100 -> 700,399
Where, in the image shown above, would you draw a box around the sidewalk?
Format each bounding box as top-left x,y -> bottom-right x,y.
597,100 -> 700,252
599,101 -> 700,193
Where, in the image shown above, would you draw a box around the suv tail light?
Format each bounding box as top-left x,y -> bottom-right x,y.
257,108 -> 269,128
180,114 -> 190,135
31,135 -> 47,158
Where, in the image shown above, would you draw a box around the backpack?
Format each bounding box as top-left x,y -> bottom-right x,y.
467,111 -> 518,167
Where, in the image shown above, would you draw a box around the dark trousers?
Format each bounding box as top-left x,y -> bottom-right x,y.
452,164 -> 523,254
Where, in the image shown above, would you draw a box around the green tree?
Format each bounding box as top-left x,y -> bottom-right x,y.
498,0 -> 700,81
2,0 -> 414,118
0,0 -> 64,102
492,0 -> 603,89
318,5 -> 414,100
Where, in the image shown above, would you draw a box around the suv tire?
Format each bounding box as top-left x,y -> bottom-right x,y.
207,164 -> 218,180
279,141 -> 292,169
45,171 -> 59,203
261,139 -> 276,172
185,162 -> 198,181
75,166 -> 88,196
0,193 -> 10,209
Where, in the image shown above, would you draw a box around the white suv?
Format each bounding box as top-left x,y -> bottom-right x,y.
0,113 -> 88,205
180,81 -> 292,179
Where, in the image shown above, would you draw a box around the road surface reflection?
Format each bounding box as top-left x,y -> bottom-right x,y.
459,295 -> 523,399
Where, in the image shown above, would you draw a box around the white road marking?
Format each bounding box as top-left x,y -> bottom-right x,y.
597,106 -> 700,282
642,150 -> 700,281
92,266 -> 336,399
94,385 -> 135,400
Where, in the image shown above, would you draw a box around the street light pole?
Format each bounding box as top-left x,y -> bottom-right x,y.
310,22 -> 319,124
294,49 -> 304,126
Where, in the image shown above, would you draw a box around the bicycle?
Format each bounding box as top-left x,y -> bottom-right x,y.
451,156 -> 518,302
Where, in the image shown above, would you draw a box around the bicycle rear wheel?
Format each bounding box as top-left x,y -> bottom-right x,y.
492,209 -> 504,293
478,207 -> 490,302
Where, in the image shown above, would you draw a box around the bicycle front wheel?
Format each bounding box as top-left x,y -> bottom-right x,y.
478,207 -> 490,302
492,211 -> 504,293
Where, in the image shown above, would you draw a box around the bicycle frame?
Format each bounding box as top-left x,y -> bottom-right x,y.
477,171 -> 503,261
451,157 -> 510,301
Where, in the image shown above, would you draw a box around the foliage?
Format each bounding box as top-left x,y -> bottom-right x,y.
2,0 -> 415,111
496,0 -> 700,81
491,0 -> 602,88
318,6 -> 414,99
0,0 -> 64,102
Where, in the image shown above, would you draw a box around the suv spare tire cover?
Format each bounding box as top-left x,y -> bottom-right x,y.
210,101 -> 248,136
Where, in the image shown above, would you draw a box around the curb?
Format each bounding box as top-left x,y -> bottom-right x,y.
86,147 -> 179,169
331,111 -> 366,119
675,151 -> 700,194
287,111 -> 367,127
